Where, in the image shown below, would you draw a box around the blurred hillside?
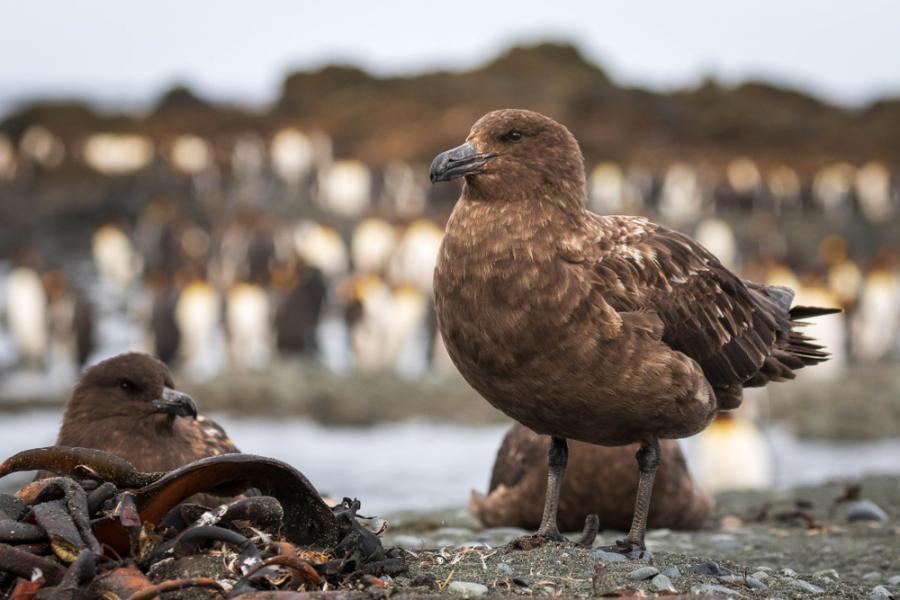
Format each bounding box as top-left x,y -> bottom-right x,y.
2,43 -> 899,206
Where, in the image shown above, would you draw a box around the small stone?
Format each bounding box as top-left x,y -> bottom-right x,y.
627,566 -> 659,581
662,567 -> 681,580
691,584 -> 744,597
753,565 -> 773,572
814,568 -> 840,581
512,578 -> 529,588
718,575 -> 743,584
781,568 -> 798,578
847,499 -> 890,523
591,549 -> 627,562
864,572 -> 884,582
751,571 -> 770,580
746,576 -> 767,590
886,575 -> 900,586
651,574 -> 677,593
448,581 -> 489,597
496,563 -> 513,577
631,548 -> 654,561
689,561 -> 733,577
790,579 -> 824,594
871,586 -> 893,600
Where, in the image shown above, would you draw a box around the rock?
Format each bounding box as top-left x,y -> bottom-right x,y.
746,576 -> 767,590
691,584 -> 744,597
448,581 -> 489,597
751,571 -> 770,580
814,568 -> 840,581
590,549 -> 627,562
887,575 -> 900,586
847,499 -> 889,523
871,586 -> 893,600
790,579 -> 824,594
781,568 -> 798,577
718,575 -> 744,584
496,562 -> 513,577
627,566 -> 659,581
662,567 -> 681,580
651,573 -> 677,593
864,572 -> 884,582
689,561 -> 733,577
631,548 -> 653,561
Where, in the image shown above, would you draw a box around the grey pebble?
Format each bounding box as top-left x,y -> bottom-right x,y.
662,567 -> 681,580
847,499 -> 890,523
591,549 -> 627,562
627,566 -> 659,581
718,575 -> 744,584
887,575 -> 900,586
448,581 -> 489,597
691,583 -> 744,597
496,562 -> 513,577
632,548 -> 654,561
689,561 -> 733,577
871,585 -> 894,600
781,568 -> 798,577
814,568 -> 840,580
790,579 -> 825,594
746,576 -> 767,590
652,573 -> 677,593
751,571 -> 770,580
865,572 -> 884,582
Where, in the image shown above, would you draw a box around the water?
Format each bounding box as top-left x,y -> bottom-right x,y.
1,411 -> 899,515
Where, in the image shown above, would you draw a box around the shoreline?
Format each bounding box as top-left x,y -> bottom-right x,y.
2,358 -> 899,440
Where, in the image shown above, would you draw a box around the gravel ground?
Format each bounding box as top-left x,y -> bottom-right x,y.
373,474 -> 900,598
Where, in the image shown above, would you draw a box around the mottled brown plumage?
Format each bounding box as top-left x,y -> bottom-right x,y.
430,109 -> 837,552
55,352 -> 238,473
471,424 -> 712,532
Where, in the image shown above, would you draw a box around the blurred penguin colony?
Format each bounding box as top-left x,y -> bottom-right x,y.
1,121 -> 898,384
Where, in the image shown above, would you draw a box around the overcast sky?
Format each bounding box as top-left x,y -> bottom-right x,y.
2,0 -> 898,115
